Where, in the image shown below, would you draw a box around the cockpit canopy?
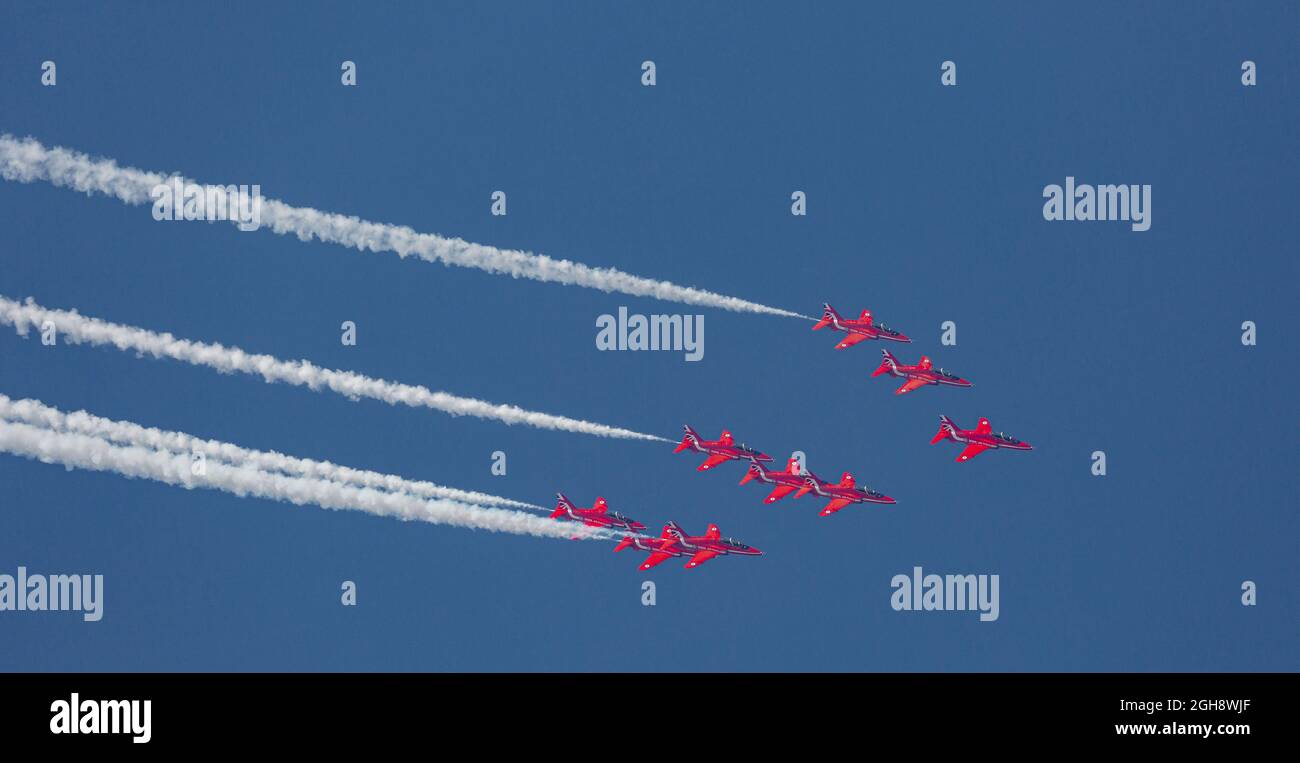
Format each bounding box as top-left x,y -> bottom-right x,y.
723,537 -> 750,549
993,431 -> 1020,444
736,443 -> 757,454
875,322 -> 898,335
936,368 -> 959,379
859,487 -> 885,498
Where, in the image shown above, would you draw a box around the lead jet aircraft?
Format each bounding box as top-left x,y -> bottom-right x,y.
930,415 -> 1033,462
811,303 -> 911,349
793,471 -> 896,516
614,521 -> 763,570
551,493 -> 646,533
738,456 -> 809,504
871,349 -> 972,395
673,424 -> 772,471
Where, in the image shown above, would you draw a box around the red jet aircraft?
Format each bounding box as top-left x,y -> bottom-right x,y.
930,415 -> 1033,462
811,303 -> 911,349
614,521 -> 763,570
794,471 -> 896,516
871,349 -> 972,395
673,424 -> 772,471
551,493 -> 646,533
739,456 -> 808,504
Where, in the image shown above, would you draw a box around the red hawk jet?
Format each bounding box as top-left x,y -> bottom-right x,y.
614,521 -> 763,571
871,349 -> 973,395
551,493 -> 646,533
930,415 -> 1033,462
673,424 -> 772,471
811,303 -> 911,349
794,471 -> 896,516
738,456 -> 808,504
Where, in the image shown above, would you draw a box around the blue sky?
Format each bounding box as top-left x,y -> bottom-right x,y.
0,2 -> 1295,671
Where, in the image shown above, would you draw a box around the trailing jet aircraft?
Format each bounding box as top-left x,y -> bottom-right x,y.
811,303 -> 911,348
551,493 -> 646,533
673,424 -> 772,471
614,521 -> 763,570
739,456 -> 808,504
871,349 -> 972,394
930,415 -> 1033,462
794,471 -> 896,516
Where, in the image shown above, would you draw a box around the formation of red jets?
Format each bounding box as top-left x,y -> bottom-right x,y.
554,302 -> 1033,571
815,302 -> 1032,460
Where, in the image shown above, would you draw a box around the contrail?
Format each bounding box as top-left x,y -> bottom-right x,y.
0,393 -> 545,511
0,417 -> 610,541
0,134 -> 809,319
0,295 -> 672,443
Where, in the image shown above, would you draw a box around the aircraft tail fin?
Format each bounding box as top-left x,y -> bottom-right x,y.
705,524 -> 721,540
739,458 -> 764,485
931,415 -> 958,444
812,303 -> 840,330
674,424 -> 700,453
872,348 -> 898,377
551,493 -> 575,518
614,535 -> 635,553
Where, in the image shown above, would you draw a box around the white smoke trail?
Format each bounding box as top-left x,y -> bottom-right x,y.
0,295 -> 671,443
0,393 -> 544,511
0,418 -> 608,540
0,134 -> 809,319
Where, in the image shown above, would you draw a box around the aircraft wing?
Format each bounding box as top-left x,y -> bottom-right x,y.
764,485 -> 798,504
956,443 -> 990,462
697,453 -> 732,471
834,332 -> 872,350
685,550 -> 719,569
639,550 -> 677,571
819,498 -> 854,516
895,378 -> 930,395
